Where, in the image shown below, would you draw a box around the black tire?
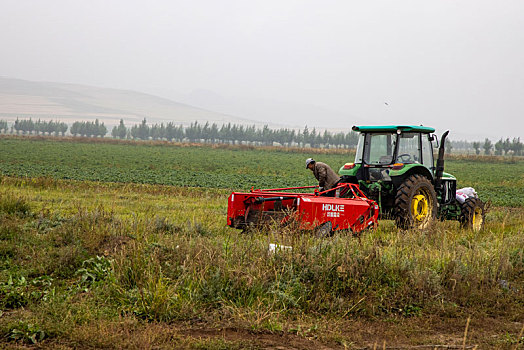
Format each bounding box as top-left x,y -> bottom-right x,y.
460,197 -> 485,232
241,225 -> 253,234
316,221 -> 333,237
395,174 -> 437,229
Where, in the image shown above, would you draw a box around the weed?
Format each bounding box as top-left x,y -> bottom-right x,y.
0,275 -> 31,309
0,193 -> 31,217
187,220 -> 213,236
76,255 -> 113,288
400,304 -> 422,317
24,212 -> 67,234
7,321 -> 47,344
154,216 -> 183,234
118,275 -> 180,321
0,274 -> 55,310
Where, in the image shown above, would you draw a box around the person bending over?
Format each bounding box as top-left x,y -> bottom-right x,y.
305,158 -> 340,196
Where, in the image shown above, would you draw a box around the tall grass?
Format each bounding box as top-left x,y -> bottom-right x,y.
0,181 -> 522,347
0,192 -> 31,217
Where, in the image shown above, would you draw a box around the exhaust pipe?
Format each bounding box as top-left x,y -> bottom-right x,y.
434,130 -> 449,192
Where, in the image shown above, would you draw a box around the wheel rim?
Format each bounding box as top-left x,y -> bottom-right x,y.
472,207 -> 483,231
410,192 -> 431,225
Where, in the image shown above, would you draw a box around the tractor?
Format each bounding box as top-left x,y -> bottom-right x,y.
338,125 -> 485,231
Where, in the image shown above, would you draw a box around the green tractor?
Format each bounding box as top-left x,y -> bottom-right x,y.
339,125 -> 485,231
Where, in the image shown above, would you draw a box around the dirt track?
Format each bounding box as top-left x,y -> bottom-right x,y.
173,316 -> 523,349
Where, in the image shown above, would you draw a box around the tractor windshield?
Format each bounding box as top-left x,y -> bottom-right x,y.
362,133 -> 397,165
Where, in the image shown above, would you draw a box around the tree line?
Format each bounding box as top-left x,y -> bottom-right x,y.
111,119 -> 359,148
0,118 -> 358,148
0,117 -> 523,154
471,138 -> 523,156
9,118 -> 69,136
70,120 -> 107,137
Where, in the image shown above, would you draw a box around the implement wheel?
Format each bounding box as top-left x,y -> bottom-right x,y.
460,197 -> 485,232
395,174 -> 437,230
316,221 -> 333,237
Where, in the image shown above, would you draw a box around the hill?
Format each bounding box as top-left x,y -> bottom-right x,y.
0,77 -> 264,128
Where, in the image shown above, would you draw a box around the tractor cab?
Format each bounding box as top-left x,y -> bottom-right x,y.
340,125 -> 437,185
337,125 -> 482,231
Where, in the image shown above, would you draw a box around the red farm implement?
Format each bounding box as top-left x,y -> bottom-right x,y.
227,183 -> 379,236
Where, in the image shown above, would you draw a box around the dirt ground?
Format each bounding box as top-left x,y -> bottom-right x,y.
175,317 -> 523,349
10,316 -> 517,349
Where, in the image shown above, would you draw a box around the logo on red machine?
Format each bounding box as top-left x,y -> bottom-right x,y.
322,204 -> 344,218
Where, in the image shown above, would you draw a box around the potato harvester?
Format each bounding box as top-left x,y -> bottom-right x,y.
227,183 -> 379,236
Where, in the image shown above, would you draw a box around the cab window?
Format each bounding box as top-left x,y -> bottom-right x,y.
396,133 -> 421,163
421,134 -> 434,169
354,133 -> 365,163
363,133 -> 396,165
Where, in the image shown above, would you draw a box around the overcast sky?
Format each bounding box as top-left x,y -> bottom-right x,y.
1,0 -> 523,139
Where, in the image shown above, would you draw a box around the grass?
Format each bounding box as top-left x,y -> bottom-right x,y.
0,177 -> 523,348
0,137 -> 523,347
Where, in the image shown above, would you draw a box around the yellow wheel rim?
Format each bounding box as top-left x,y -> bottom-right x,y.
411,193 -> 429,222
472,207 -> 483,231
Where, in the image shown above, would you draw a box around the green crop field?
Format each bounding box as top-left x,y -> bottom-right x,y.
0,136 -> 523,349
1,136 -> 523,206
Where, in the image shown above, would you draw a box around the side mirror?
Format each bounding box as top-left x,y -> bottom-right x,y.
431,134 -> 439,148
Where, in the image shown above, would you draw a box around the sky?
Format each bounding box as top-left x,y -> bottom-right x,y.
1,0 -> 523,140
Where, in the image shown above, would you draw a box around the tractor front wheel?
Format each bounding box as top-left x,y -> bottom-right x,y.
460,197 -> 485,232
395,174 -> 437,229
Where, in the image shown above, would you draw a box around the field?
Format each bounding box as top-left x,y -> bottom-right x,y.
0,136 -> 523,349
1,136 -> 524,206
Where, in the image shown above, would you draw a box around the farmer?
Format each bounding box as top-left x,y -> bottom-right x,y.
305,158 -> 340,196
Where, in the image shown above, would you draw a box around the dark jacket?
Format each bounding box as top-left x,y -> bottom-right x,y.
313,162 -> 340,190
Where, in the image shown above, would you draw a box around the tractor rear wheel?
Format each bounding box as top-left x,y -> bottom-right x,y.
460,197 -> 485,232
395,174 -> 437,229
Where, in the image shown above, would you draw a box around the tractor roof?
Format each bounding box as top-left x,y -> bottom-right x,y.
352,125 -> 436,133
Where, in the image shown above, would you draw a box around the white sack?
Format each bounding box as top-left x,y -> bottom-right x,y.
456,187 -> 478,204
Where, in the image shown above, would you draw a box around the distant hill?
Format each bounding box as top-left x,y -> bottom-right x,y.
0,77 -> 265,128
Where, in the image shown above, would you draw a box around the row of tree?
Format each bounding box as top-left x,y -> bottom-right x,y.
4,118 -> 110,138
112,119 -> 359,148
0,118 -> 359,148
471,138 -> 523,156
10,118 -> 69,136
70,120 -> 108,137
2,118 -> 109,138
1,118 -> 523,154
